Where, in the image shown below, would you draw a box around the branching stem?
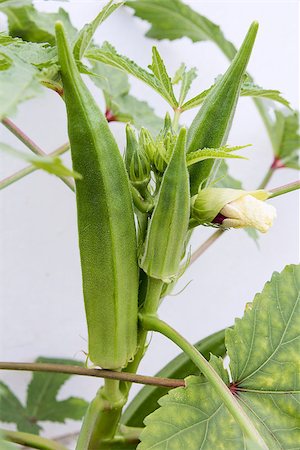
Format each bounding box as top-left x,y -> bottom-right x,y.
141,314 -> 268,450
0,361 -> 184,388
269,180 -> 300,198
0,142 -> 70,190
0,428 -> 67,450
1,118 -> 74,191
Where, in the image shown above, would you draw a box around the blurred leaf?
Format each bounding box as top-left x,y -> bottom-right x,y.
25,358 -> 88,424
139,265 -> 300,449
0,143 -> 81,179
241,81 -> 290,109
0,33 -> 56,67
1,3 -> 76,45
89,60 -> 162,134
272,110 -> 300,169
214,160 -> 243,189
0,48 -> 42,119
90,60 -> 130,99
0,357 -> 88,435
111,94 -> 163,135
0,381 -> 41,434
178,66 -> 197,106
126,0 -> 236,60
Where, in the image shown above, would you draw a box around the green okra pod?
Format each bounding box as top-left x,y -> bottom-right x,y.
55,22 -> 138,370
187,21 -> 259,195
140,127 -> 190,283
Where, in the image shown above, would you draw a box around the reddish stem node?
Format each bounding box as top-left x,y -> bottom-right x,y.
229,381 -> 239,396
271,157 -> 285,170
105,109 -> 117,122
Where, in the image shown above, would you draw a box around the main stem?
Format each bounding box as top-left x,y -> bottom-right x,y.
141,314 -> 267,450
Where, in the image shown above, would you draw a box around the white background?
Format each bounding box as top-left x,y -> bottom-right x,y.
0,0 -> 299,445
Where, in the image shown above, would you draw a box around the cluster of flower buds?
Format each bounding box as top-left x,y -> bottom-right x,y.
191,188 -> 276,233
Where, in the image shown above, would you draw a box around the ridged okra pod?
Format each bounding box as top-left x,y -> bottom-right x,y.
55,23 -> 138,370
140,128 -> 190,283
187,22 -> 259,195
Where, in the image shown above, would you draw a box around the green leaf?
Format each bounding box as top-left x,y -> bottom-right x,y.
186,145 -> 249,167
0,48 -> 42,119
0,33 -> 60,117
2,3 -> 76,45
126,0 -> 236,60
272,110 -> 300,169
73,1 -> 123,61
0,381 -> 41,434
25,357 -> 88,424
149,47 -> 178,107
178,66 -> 197,106
122,329 -> 226,428
240,81 -> 290,109
90,60 -> 130,99
139,265 -> 300,449
0,33 -> 56,67
0,143 -> 80,179
181,81 -> 291,112
86,42 -> 178,106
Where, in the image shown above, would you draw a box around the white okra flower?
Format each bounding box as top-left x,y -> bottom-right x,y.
192,188 -> 276,233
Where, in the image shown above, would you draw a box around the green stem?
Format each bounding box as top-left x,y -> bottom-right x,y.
269,180 -> 300,198
0,143 -> 70,190
0,361 -> 183,388
131,185 -> 154,213
76,382 -> 126,450
141,314 -> 268,450
172,108 -> 181,132
1,118 -> 74,191
258,166 -> 275,190
0,429 -> 67,450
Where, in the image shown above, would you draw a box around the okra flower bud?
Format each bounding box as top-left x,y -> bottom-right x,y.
192,188 -> 276,233
125,124 -> 151,187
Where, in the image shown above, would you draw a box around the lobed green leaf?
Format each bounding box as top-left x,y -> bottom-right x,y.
139,265 -> 300,449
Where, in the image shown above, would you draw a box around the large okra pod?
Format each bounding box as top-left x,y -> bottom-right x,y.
140,128 -> 190,283
55,23 -> 138,369
187,22 -> 258,195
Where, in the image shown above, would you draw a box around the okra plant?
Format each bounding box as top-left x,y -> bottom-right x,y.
0,1 -> 299,449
